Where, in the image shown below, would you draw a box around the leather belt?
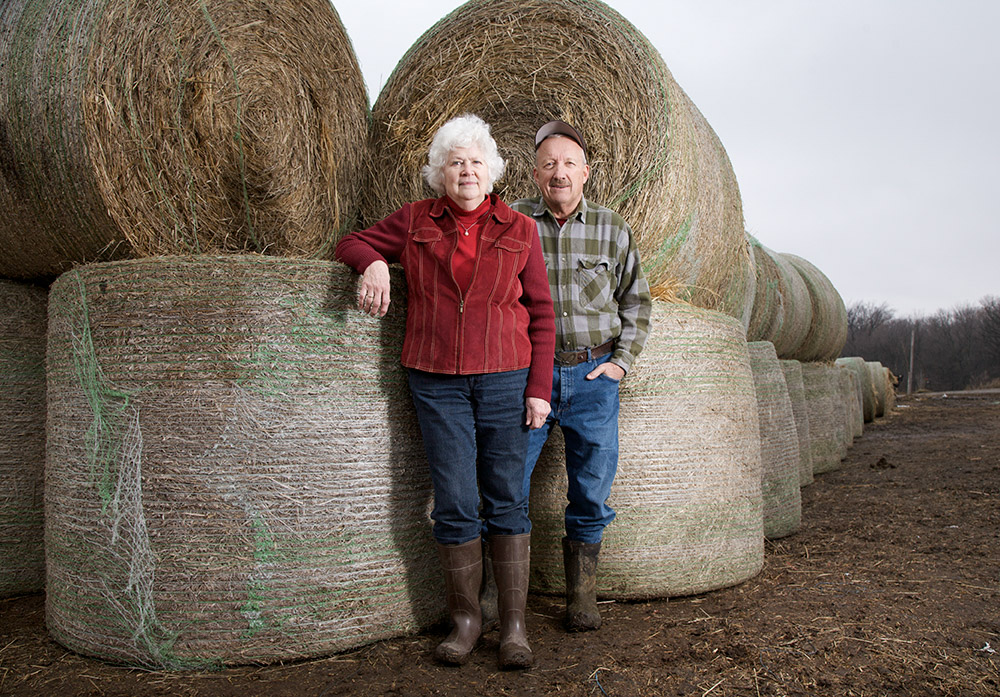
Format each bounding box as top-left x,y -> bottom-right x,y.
554,339 -> 615,366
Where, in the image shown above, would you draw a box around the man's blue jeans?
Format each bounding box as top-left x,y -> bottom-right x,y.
524,355 -> 620,544
408,368 -> 532,546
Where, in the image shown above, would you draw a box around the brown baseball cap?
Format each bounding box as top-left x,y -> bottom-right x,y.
534,120 -> 587,157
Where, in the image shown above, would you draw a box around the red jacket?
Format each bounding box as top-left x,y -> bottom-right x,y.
334,195 -> 555,400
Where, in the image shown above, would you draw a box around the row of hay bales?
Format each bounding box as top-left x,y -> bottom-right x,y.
0,0 -> 897,670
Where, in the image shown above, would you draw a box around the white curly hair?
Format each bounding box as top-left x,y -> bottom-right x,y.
422,114 -> 506,195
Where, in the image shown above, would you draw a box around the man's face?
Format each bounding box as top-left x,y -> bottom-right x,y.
533,136 -> 590,218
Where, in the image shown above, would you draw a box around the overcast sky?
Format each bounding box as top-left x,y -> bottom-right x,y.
337,0 -> 998,319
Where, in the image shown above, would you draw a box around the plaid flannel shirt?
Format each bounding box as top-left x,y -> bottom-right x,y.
511,196 -> 651,372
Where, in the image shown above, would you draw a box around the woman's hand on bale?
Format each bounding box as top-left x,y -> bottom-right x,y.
359,261 -> 391,317
525,397 -> 550,430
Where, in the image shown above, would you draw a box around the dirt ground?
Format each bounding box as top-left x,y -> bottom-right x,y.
2,391 -> 998,696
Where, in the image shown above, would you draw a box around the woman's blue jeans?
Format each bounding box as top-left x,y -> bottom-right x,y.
524,355 -> 620,544
407,368 -> 532,545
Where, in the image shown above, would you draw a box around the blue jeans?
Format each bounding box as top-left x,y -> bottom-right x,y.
407,368 -> 532,546
524,355 -> 620,544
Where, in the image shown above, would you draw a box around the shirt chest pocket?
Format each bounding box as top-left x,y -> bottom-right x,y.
576,256 -> 615,311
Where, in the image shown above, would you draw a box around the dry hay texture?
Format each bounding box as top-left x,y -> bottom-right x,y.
834,366 -> 855,453
746,237 -> 784,344
45,257 -> 442,669
529,301 -> 763,599
367,0 -> 753,323
767,248 -> 813,358
0,0 -> 369,280
867,360 -> 888,418
883,367 -> 897,411
780,253 -> 848,362
0,280 -> 47,597
799,362 -> 842,476
747,342 -> 801,540
843,367 -> 864,438
837,356 -> 877,423
779,359 -> 813,487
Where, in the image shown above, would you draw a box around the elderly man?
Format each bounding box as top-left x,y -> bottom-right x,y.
510,120 -> 652,631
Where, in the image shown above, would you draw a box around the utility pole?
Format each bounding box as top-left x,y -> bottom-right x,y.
907,324 -> 916,395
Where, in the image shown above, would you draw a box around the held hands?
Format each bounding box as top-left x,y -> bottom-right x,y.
525,397 -> 550,429
586,361 -> 625,381
359,260 -> 391,317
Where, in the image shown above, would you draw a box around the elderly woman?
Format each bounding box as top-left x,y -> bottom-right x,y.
334,114 -> 554,669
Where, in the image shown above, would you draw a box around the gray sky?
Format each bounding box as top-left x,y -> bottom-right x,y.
337,0 -> 999,318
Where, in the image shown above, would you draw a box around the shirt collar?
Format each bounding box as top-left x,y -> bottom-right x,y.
528,196 -> 588,224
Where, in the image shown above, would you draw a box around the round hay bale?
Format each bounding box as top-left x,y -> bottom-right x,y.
747,342 -> 801,540
746,237 -> 783,343
836,356 -> 877,423
844,367 -> 864,439
780,359 -> 813,487
367,0 -> 752,321
0,280 -> 47,597
866,361 -> 886,418
767,248 -> 812,358
800,362 -> 840,475
834,365 -> 856,453
45,257 -> 440,668
883,367 -> 898,412
780,254 -> 847,362
0,0 -> 368,280
529,302 -> 762,599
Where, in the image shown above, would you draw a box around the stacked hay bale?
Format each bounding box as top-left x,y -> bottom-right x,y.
767,249 -> 813,359
779,254 -> 847,362
746,237 -> 783,343
780,360 -> 813,487
45,258 -> 440,668
800,362 -> 841,476
883,367 -> 898,411
0,281 -> 47,597
529,302 -> 762,598
844,367 -> 864,438
747,342 -> 801,539
0,0 -> 369,279
366,0 -> 753,324
836,356 -> 877,423
834,366 -> 856,453
867,361 -> 887,418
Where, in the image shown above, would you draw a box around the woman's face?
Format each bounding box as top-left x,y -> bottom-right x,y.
443,145 -> 489,210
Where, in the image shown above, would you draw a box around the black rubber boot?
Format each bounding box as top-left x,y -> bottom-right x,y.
434,537 -> 483,665
563,536 -> 602,631
490,534 -> 533,669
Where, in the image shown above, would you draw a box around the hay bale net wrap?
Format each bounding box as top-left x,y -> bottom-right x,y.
767,247 -> 812,358
0,0 -> 369,280
867,361 -> 888,417
883,367 -> 897,411
0,280 -> 47,596
368,0 -> 752,321
780,253 -> 847,362
799,362 -> 841,476
746,237 -> 784,343
779,359 -> 813,487
45,256 -> 440,668
834,365 -> 856,452
529,301 -> 762,599
843,367 -> 864,438
836,356 -> 877,423
747,342 -> 801,540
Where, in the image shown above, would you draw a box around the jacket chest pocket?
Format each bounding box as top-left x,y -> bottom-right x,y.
576,256 -> 615,311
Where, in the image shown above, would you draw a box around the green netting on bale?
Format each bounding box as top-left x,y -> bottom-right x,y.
781,254 -> 847,362
45,256 -> 440,669
0,280 -> 48,597
841,366 -> 864,439
780,359 -> 813,487
367,0 -> 752,321
529,302 -> 762,599
800,362 -> 841,476
0,0 -> 368,279
833,366 -> 854,456
747,342 -> 801,540
746,238 -> 784,344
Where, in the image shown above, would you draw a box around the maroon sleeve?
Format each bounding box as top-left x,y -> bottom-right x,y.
333,204 -> 411,273
518,218 -> 556,401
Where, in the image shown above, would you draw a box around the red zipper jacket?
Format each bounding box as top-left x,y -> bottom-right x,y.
334,195 -> 555,401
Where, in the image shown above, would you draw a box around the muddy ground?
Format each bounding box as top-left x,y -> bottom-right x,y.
2,392 -> 998,696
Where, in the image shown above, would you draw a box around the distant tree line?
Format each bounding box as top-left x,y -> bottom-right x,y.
841,296 -> 1000,393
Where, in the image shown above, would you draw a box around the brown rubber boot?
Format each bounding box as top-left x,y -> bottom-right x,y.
490,533 -> 533,669
434,537 -> 483,665
563,537 -> 602,631
479,537 -> 499,631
